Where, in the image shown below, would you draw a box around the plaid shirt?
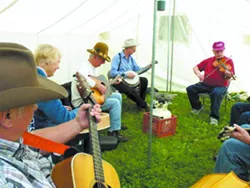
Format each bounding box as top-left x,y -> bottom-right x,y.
0,138 -> 55,188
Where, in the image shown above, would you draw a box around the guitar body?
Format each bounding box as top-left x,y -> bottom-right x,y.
91,88 -> 105,105
51,153 -> 120,188
90,75 -> 113,105
191,171 -> 249,188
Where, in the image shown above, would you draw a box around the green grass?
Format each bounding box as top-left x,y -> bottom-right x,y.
101,92 -> 234,188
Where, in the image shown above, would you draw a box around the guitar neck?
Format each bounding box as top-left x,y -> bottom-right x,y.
137,66 -> 151,75
88,110 -> 105,182
136,60 -> 158,75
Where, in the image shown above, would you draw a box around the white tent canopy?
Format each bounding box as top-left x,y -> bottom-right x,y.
1,0 -> 250,94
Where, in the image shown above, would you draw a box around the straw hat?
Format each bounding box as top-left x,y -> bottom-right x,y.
87,42 -> 111,62
0,42 -> 67,112
122,39 -> 139,48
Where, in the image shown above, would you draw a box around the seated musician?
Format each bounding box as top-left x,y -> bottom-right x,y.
71,42 -> 128,142
229,101 -> 250,126
110,38 -> 149,111
186,41 -> 235,125
33,44 -> 79,129
0,42 -> 101,187
214,124 -> 250,182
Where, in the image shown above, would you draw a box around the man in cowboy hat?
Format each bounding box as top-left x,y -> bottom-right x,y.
0,42 -> 101,187
186,41 -> 235,125
32,44 -> 79,130
110,38 -> 149,111
71,42 -> 128,142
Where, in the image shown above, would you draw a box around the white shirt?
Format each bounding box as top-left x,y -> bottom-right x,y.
71,61 -> 97,108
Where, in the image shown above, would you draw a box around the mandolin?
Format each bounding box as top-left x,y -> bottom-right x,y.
51,71 -> 120,188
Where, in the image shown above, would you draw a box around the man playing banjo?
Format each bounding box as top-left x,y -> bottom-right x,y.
110,39 -> 150,111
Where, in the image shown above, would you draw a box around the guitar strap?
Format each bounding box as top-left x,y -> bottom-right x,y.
22,131 -> 72,155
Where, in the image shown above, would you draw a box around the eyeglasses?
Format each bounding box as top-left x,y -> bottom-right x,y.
215,50 -> 223,54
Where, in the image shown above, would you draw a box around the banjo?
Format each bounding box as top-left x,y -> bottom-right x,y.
122,60 -> 158,88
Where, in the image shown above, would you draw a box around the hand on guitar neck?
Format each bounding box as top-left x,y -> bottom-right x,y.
53,72 -> 121,188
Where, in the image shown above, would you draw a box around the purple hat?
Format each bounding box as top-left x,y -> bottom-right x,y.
212,41 -> 225,51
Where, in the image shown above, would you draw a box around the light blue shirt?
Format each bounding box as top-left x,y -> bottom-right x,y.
110,51 -> 140,78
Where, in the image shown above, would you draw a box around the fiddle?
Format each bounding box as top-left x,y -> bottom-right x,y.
213,57 -> 236,80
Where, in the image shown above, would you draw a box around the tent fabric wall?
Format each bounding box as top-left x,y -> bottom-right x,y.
0,0 -> 250,93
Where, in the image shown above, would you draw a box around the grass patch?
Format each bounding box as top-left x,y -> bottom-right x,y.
101,92 -> 234,188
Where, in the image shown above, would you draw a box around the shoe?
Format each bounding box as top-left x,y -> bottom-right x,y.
107,131 -> 128,142
210,117 -> 218,125
121,125 -> 128,130
136,104 -> 149,112
191,106 -> 203,115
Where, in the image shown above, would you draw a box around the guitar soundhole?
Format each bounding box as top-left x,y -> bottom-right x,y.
93,182 -> 111,188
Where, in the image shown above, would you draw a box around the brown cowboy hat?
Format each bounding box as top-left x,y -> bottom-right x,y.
0,43 -> 68,112
87,42 -> 111,62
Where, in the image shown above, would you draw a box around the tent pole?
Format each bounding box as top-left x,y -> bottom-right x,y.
147,0 -> 158,167
166,0 -> 172,92
169,0 -> 176,91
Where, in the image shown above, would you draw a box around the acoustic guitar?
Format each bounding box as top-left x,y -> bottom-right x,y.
122,60 -> 158,88
89,74 -> 121,105
191,171 -> 249,187
51,71 -> 120,188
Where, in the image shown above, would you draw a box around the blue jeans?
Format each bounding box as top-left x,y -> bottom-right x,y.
186,82 -> 227,120
230,102 -> 250,126
101,92 -> 122,132
214,124 -> 250,181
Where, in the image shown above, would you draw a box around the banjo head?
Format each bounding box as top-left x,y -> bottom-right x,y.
123,71 -> 140,87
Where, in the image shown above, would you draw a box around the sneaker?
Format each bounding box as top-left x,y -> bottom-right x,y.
191,106 -> 203,115
210,117 -> 218,125
121,125 -> 128,130
107,131 -> 128,142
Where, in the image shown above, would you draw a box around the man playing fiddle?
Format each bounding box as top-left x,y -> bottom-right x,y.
186,41 -> 235,125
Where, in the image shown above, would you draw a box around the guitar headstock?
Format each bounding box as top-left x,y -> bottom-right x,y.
75,72 -> 92,100
147,60 -> 159,68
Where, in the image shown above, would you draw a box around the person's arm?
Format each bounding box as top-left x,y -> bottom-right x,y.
38,99 -> 78,124
131,56 -> 140,72
193,66 -> 204,82
32,104 -> 101,144
110,54 -> 126,77
224,59 -> 235,79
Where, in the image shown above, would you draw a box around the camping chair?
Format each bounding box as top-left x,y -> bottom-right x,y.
60,81 -> 74,108
107,70 -> 119,93
198,91 -> 229,110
